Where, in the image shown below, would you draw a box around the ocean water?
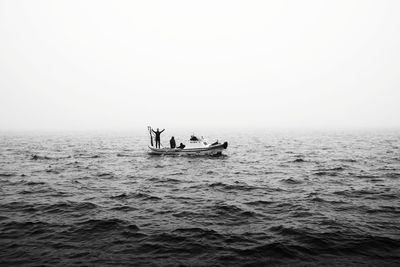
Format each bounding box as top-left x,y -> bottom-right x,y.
1,130 -> 400,266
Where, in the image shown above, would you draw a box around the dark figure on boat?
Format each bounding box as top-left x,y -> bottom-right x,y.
170,136 -> 176,148
190,135 -> 199,141
178,143 -> 185,149
152,128 -> 165,148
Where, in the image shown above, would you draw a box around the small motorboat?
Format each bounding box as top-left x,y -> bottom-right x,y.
147,127 -> 228,156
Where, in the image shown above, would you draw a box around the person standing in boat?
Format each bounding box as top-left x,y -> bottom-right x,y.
152,128 -> 165,148
170,136 -> 176,148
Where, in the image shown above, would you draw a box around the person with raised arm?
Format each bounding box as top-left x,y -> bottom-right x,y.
152,128 -> 165,148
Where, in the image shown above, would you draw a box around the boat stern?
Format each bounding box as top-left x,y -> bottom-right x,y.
223,141 -> 228,149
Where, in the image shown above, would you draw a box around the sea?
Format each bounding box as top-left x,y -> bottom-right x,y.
1,130 -> 399,266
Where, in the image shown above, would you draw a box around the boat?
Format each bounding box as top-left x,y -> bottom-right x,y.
147,127 -> 228,156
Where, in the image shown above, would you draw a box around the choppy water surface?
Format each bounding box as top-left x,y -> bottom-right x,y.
1,130 -> 400,266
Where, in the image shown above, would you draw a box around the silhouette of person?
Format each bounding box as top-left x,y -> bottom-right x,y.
152,128 -> 165,148
170,136 -> 176,148
178,143 -> 185,149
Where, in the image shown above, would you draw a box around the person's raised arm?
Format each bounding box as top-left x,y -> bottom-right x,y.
152,129 -> 156,134
160,129 -> 165,133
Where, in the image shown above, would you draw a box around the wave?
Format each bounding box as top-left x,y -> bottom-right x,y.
110,192 -> 130,199
385,173 -> 400,179
136,228 -> 222,254
280,178 -> 302,184
208,182 -> 259,191
169,172 -> 185,176
0,201 -> 38,213
332,236 -> 400,257
365,206 -> 400,215
172,210 -> 200,218
245,200 -> 275,206
356,174 -> 380,179
148,177 -> 181,183
74,218 -> 139,233
173,203 -> 258,220
45,168 -> 61,174
213,203 -> 245,214
309,196 -> 325,202
235,242 -> 300,259
210,203 -> 258,218
18,189 -> 48,195
116,153 -> 130,157
24,181 -> 46,186
110,192 -> 161,201
313,167 -> 345,176
0,172 -> 16,177
110,205 -> 137,212
0,201 -> 96,214
366,193 -> 398,200
310,197 -> 346,205
46,190 -> 73,197
163,178 -> 181,183
289,211 -> 314,218
74,153 -> 100,158
30,154 -> 71,160
173,227 -> 221,238
97,172 -> 114,178
268,225 -> 400,257
333,189 -> 383,199
1,220 -> 55,235
41,201 -> 97,213
314,171 -> 338,176
336,158 -> 357,163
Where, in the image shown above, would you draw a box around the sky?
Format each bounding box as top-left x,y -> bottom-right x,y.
0,0 -> 399,131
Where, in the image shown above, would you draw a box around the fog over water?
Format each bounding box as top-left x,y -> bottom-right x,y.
1,0 -> 400,131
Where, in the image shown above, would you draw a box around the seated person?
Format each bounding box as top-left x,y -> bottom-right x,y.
190,135 -> 199,141
177,143 -> 185,149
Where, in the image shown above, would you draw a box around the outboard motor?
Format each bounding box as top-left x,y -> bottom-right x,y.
223,142 -> 228,149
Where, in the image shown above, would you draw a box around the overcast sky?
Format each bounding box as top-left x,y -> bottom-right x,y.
0,0 -> 399,131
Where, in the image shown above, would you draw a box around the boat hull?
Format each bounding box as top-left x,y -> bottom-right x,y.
148,142 -> 228,156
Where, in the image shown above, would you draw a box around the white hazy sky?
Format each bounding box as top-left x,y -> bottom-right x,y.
0,0 -> 399,131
